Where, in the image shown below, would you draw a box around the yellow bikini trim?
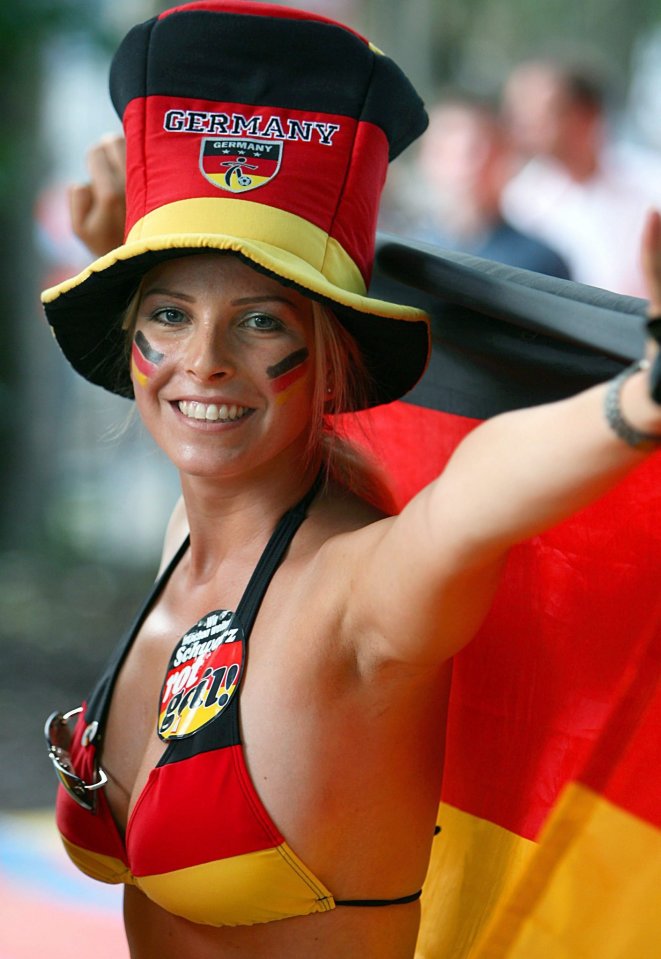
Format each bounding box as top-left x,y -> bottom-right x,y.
135,841 -> 335,927
60,836 -> 133,886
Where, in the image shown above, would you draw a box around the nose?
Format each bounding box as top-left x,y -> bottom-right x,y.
185,322 -> 236,381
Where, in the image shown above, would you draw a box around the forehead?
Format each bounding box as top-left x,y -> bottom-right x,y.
140,253 -> 313,314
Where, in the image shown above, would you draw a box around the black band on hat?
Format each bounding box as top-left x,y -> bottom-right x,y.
110,9 -> 427,161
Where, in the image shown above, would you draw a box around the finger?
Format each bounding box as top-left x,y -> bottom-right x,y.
642,212 -> 661,402
101,132 -> 126,183
640,208 -> 661,314
68,183 -> 94,236
86,136 -> 126,200
67,179 -> 125,256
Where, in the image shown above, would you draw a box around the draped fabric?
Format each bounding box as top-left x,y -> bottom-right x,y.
340,239 -> 661,957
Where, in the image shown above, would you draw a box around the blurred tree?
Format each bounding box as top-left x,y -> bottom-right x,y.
0,1 -> 116,550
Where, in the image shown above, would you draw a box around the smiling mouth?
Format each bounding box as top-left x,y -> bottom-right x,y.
177,400 -> 252,423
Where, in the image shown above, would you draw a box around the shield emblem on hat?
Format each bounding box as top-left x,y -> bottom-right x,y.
200,137 -> 282,193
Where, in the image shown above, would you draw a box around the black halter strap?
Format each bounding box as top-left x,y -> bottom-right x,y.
158,472 -> 324,763
235,472 -> 323,637
84,474 -> 323,733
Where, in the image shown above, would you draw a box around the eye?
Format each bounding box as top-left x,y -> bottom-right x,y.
241,312 -> 284,332
150,306 -> 187,326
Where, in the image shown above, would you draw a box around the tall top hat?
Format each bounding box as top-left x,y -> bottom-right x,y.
42,0 -> 430,408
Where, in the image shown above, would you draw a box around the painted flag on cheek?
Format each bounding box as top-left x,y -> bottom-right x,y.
131,331 -> 165,387
267,348 -> 310,405
338,241 -> 661,958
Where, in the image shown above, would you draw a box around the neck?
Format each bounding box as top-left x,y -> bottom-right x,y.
560,149 -> 599,182
178,452 -> 321,580
555,122 -> 603,183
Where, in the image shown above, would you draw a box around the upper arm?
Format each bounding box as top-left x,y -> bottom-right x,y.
339,479 -> 507,670
340,370 -> 656,669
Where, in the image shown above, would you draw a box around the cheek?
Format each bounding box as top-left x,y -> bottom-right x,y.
265,348 -> 311,406
131,331 -> 165,389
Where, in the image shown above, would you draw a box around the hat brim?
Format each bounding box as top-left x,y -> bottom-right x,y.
42,233 -> 430,409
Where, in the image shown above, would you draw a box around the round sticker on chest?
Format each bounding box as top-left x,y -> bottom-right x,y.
158,609 -> 245,741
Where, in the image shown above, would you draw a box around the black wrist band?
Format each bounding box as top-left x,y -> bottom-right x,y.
646,315 -> 661,339
604,360 -> 661,452
646,316 -> 661,404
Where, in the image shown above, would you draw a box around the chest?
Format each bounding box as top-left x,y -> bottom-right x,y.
99,557 -> 344,830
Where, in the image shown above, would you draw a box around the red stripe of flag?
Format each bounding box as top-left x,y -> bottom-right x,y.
131,341 -> 159,380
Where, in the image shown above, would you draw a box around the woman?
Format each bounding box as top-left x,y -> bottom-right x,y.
43,4 -> 661,958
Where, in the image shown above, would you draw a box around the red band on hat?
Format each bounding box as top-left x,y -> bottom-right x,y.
123,96 -> 388,284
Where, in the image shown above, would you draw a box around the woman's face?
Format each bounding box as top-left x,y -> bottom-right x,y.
130,253 -> 317,480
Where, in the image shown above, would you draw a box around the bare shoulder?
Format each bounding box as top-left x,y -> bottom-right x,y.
303,481 -> 392,562
291,482 -> 394,638
314,481 -> 389,536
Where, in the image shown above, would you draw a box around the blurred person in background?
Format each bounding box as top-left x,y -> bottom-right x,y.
501,58 -> 661,296
413,94 -> 572,277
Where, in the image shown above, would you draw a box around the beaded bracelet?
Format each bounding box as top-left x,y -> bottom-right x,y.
604,359 -> 661,452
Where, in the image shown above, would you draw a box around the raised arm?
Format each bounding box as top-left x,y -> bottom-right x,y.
346,211 -> 661,669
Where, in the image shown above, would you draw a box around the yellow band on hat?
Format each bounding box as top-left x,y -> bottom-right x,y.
126,197 -> 367,295
41,194 -> 427,327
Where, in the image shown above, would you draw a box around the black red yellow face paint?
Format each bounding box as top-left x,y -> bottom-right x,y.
266,347 -> 310,404
131,334 -> 309,401
132,330 -> 165,387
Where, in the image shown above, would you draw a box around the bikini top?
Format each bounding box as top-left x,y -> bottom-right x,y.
52,480 -> 422,927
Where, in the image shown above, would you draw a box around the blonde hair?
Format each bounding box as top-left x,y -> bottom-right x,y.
121,260 -> 396,514
309,302 -> 397,515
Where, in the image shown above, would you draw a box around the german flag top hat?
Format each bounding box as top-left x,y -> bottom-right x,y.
41,0 -> 430,408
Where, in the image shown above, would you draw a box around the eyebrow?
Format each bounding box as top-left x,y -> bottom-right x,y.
231,295 -> 297,307
141,286 -> 196,302
141,288 -> 296,308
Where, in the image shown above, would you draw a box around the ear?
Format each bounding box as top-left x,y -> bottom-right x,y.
324,380 -> 337,409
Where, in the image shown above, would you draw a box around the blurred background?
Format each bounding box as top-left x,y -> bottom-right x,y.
0,0 -> 660,951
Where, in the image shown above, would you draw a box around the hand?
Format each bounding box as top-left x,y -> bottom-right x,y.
68,133 -> 126,257
640,209 -> 661,404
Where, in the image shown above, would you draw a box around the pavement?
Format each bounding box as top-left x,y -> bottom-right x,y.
0,810 -> 128,958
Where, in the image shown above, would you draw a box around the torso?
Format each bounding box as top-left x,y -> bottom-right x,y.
100,483 -> 452,958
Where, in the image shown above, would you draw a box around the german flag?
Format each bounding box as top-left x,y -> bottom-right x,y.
340,239 -> 661,958
468,608 -> 661,959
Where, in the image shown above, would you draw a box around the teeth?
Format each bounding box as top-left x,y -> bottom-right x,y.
178,401 -> 249,422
